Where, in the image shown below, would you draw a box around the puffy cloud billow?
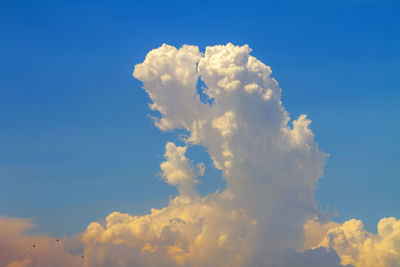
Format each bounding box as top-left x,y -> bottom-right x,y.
3,44 -> 398,267
318,217 -> 400,267
82,43 -> 326,266
80,43 -> 400,266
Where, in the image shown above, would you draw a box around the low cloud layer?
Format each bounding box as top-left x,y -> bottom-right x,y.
2,43 -> 399,267
0,216 -> 81,267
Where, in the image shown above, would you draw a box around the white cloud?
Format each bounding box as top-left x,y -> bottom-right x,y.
2,42 -> 397,266
160,142 -> 199,198
82,43 -> 328,266
212,111 -> 237,138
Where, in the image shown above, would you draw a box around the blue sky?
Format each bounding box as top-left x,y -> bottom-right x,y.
1,0 -> 399,237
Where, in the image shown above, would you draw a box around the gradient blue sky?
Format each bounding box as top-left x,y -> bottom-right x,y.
1,0 -> 399,236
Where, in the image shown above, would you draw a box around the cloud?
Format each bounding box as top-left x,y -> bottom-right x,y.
160,142 -> 200,198
303,217 -> 341,249
317,217 -> 400,267
267,247 -> 349,267
3,43 -> 399,266
82,43 -> 328,266
0,216 -> 82,267
82,143 -> 257,266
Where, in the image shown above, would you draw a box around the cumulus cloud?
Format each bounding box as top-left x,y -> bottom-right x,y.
81,43 -> 328,266
82,143 -> 257,266
0,216 -> 82,267
3,43 -> 393,266
317,217 -> 400,267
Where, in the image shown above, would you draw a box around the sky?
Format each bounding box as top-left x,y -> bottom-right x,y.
0,1 -> 399,266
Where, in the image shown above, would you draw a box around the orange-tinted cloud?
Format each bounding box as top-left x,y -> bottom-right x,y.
318,217 -> 400,267
0,216 -> 82,267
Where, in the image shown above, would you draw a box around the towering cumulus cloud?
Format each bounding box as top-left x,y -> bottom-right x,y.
81,44 -> 400,266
